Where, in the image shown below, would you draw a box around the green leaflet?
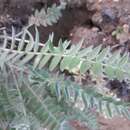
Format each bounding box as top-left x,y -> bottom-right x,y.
34,27 -> 40,52
25,30 -> 35,51
78,46 -> 93,57
49,56 -> 61,71
91,62 -> 102,75
107,50 -> 121,64
60,57 -> 80,71
115,68 -> 124,81
38,55 -> 52,69
67,39 -> 83,55
58,39 -> 64,52
68,57 -> 80,70
18,54 -> 35,66
80,61 -> 91,74
60,57 -> 71,71
49,36 -> 55,52
104,66 -> 116,79
18,30 -> 26,51
55,83 -> 62,102
86,45 -> 102,60
10,27 -> 16,50
62,40 -> 70,50
118,53 -> 129,66
2,29 -> 8,48
96,47 -> 110,61
0,51 -> 9,69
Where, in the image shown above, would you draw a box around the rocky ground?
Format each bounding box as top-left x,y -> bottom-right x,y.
1,0 -> 130,130
70,116 -> 130,130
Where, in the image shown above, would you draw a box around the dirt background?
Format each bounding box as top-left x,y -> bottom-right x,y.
1,0 -> 130,130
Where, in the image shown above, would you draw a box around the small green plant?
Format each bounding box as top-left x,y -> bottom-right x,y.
0,1 -> 130,130
0,26 -> 130,130
29,1 -> 66,27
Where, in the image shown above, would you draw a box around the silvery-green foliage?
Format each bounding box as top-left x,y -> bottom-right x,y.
0,27 -> 130,81
29,1 -> 66,27
1,26 -> 130,130
30,68 -> 130,120
0,65 -> 99,130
